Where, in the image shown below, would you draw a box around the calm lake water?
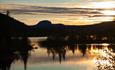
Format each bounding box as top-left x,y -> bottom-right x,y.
11,37 -> 96,70
10,37 -> 113,70
11,61 -> 96,70
11,48 -> 97,70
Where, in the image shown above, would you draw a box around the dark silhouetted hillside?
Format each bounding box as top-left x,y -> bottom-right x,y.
0,13 -> 29,36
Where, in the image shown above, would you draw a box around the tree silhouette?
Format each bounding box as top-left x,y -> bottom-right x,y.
0,13 -> 33,70
6,10 -> 10,16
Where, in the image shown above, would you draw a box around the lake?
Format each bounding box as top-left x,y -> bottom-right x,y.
10,37 -> 100,70
9,37 -> 115,70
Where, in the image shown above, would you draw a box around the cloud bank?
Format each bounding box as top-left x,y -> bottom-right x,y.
0,4 -> 103,17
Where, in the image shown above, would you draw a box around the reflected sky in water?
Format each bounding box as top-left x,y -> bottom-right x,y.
10,37 -> 113,70
11,47 -> 97,70
11,60 -> 96,70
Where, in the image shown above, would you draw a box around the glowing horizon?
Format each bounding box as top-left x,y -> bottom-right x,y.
0,1 -> 115,25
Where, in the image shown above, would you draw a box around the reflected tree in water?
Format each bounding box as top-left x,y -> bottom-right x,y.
108,44 -> 115,52
78,44 -> 87,56
67,35 -> 77,54
0,37 -> 33,70
38,35 -> 89,63
38,36 -> 67,63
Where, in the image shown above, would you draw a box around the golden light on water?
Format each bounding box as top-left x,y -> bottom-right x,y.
90,47 -> 99,55
94,47 -> 115,70
101,43 -> 109,46
90,44 -> 109,55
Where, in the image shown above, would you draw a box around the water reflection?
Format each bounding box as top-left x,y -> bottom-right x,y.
38,36 -> 67,63
36,36 -> 115,70
0,37 -> 33,70
37,36 -> 115,61
1,36 -> 115,70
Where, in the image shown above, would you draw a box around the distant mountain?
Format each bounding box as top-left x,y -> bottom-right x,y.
30,19 -> 115,36
83,21 -> 115,34
0,12 -> 115,36
0,13 -> 29,36
32,20 -> 65,30
64,21 -> 115,35
32,20 -> 53,29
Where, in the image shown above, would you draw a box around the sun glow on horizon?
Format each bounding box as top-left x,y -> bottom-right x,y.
92,2 -> 115,9
101,10 -> 115,15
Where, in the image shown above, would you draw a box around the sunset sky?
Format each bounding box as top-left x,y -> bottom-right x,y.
0,0 -> 115,25
0,1 -> 115,70
0,0 -> 115,4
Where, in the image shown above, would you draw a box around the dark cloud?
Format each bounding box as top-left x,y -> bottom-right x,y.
0,4 -> 102,16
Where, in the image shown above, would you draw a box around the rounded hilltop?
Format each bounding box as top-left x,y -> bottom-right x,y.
37,20 -> 52,26
32,20 -> 53,29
